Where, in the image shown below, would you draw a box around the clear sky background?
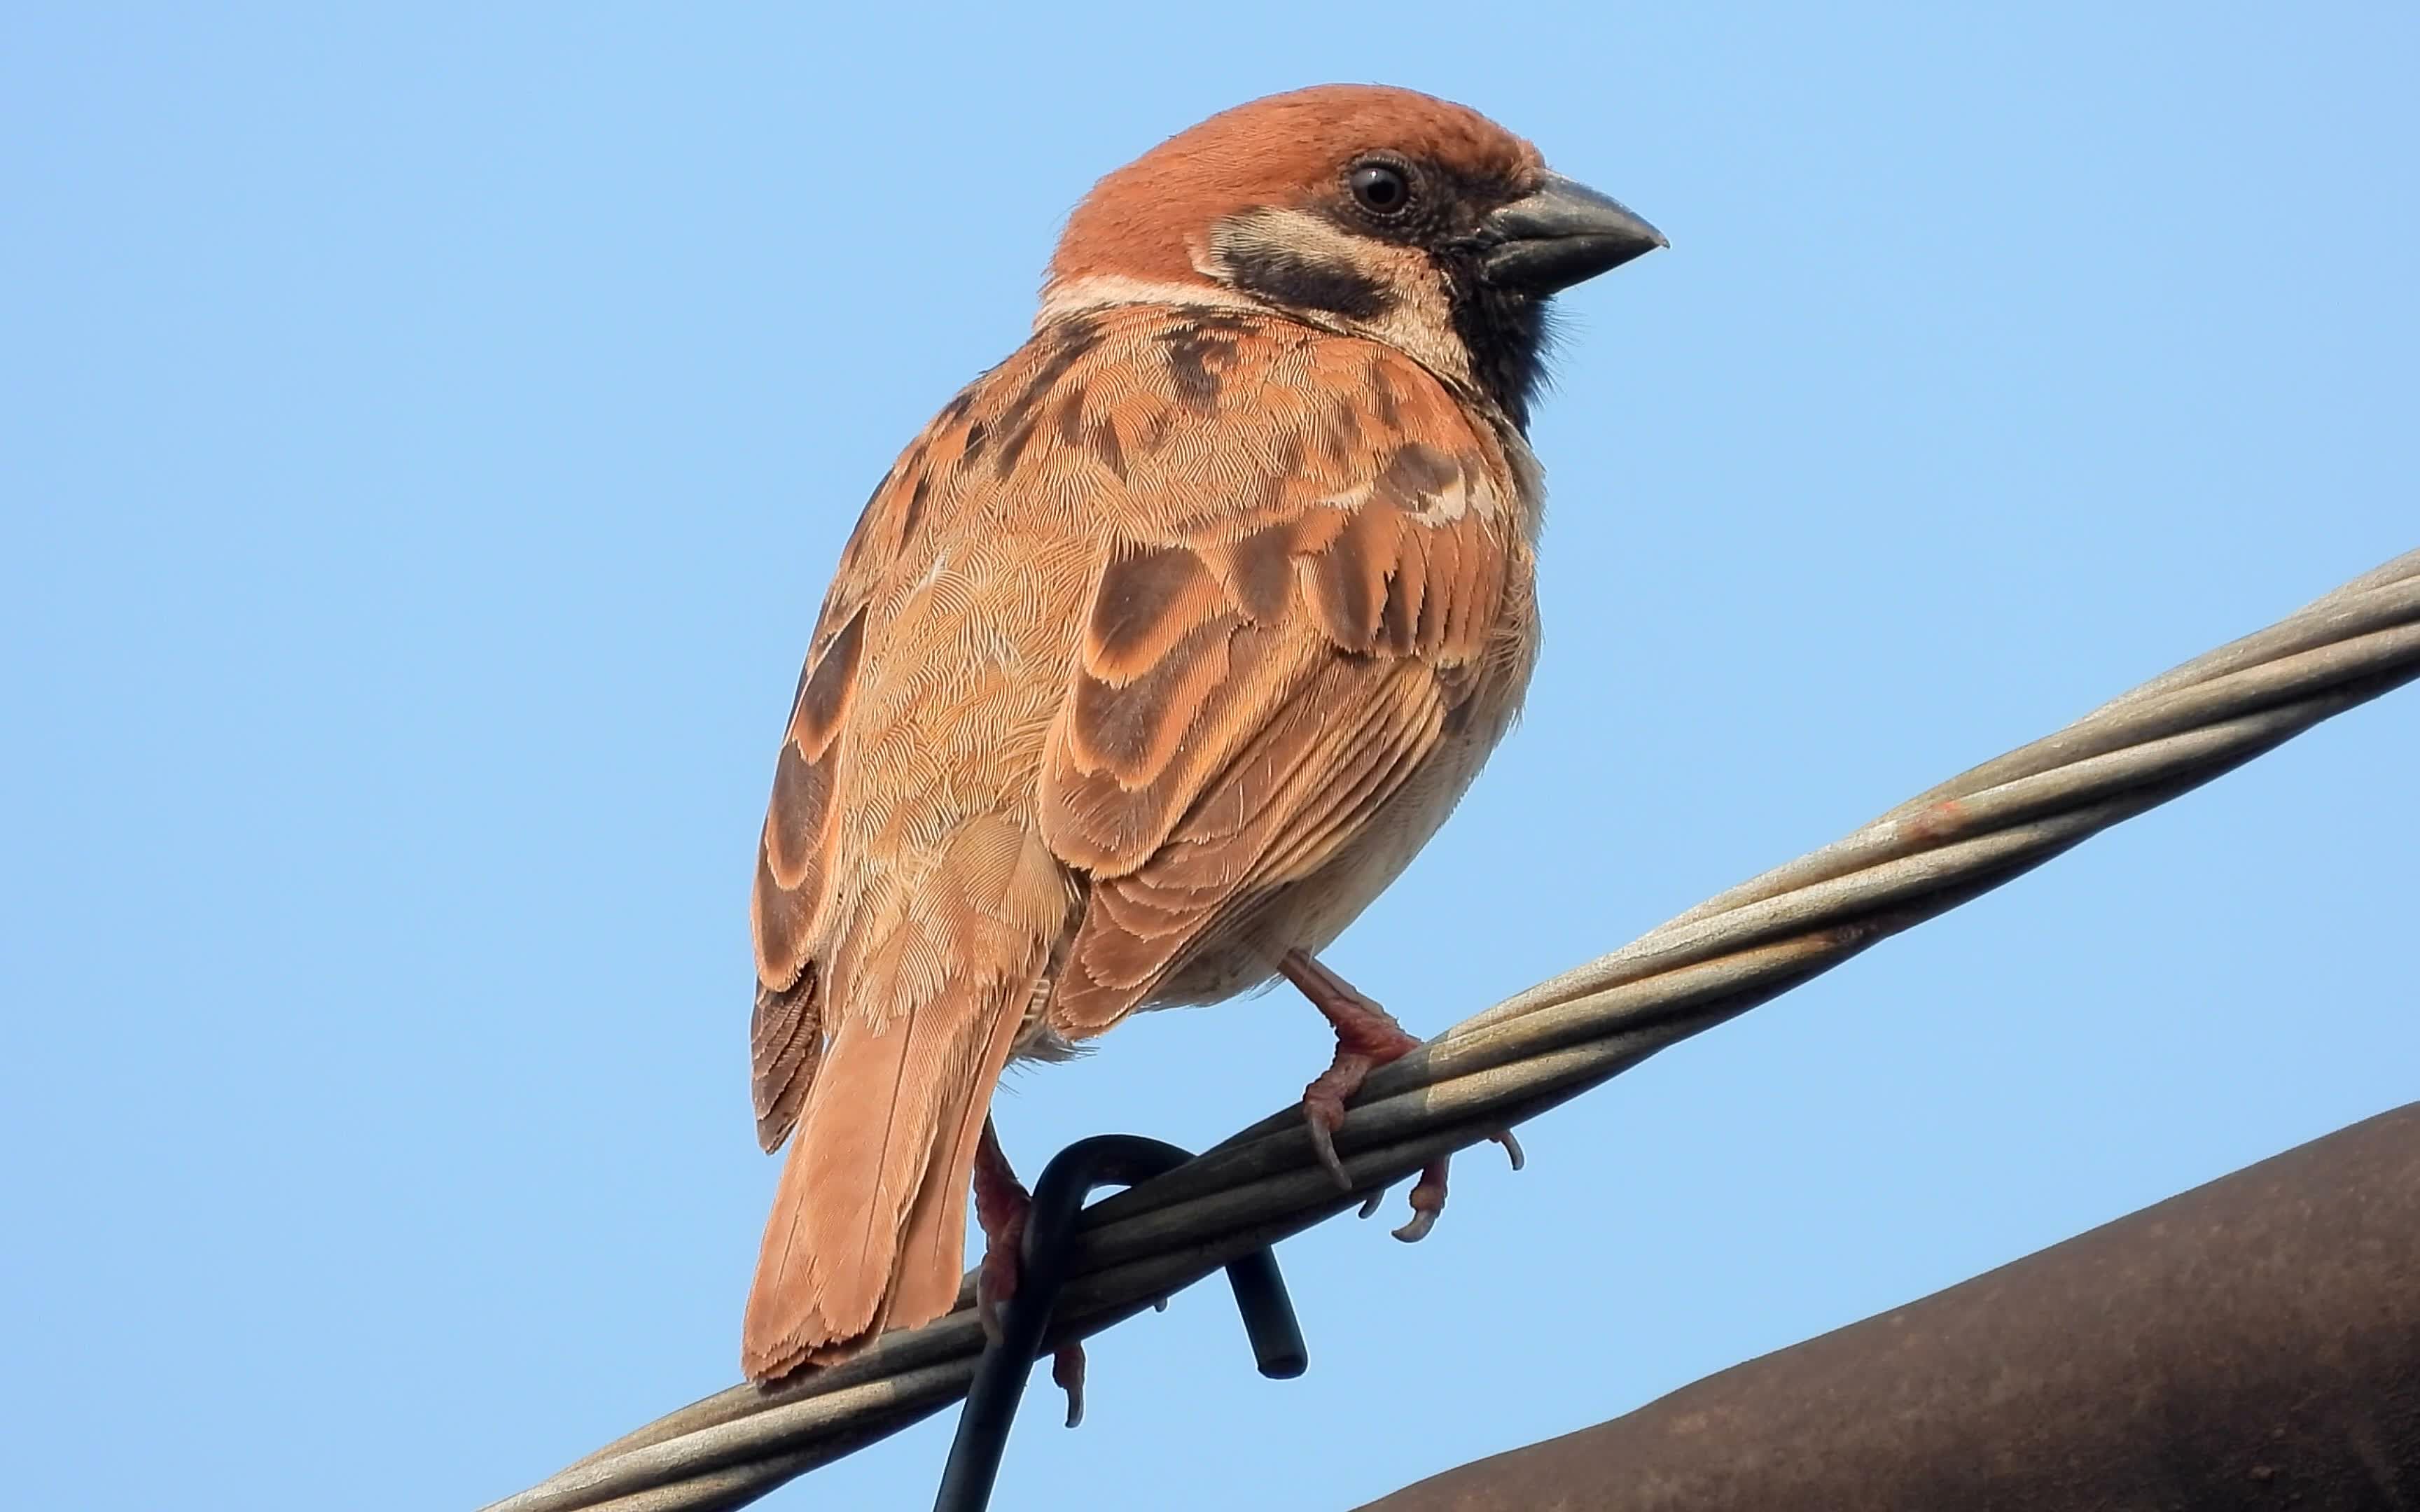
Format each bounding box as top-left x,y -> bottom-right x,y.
4,6 -> 2415,1509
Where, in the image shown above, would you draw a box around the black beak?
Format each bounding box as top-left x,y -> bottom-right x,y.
1478,172 -> 1666,294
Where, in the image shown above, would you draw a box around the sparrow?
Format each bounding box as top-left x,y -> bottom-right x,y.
742,83 -> 1662,1389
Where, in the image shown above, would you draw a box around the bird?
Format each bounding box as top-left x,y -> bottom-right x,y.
742,83 -> 1662,1390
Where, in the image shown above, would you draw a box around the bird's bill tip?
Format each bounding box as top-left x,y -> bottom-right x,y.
1480,172 -> 1665,293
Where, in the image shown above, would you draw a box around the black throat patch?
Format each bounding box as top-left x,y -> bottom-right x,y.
1441,253 -> 1550,432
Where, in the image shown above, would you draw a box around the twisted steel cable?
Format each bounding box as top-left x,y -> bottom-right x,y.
486,547 -> 2420,1512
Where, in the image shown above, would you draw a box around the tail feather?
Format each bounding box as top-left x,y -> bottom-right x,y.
742,816 -> 1068,1382
742,981 -> 992,1377
887,990 -> 1031,1326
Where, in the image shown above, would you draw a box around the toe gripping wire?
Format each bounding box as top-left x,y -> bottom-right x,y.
933,1134 -> 1310,1512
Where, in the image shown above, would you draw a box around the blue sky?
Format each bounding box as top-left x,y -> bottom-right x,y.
4,6 -> 2414,1509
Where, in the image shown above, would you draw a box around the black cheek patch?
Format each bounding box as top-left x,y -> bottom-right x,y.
1225,243 -> 1395,321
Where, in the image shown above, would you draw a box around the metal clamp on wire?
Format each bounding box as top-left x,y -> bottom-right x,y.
933,1134 -> 1310,1512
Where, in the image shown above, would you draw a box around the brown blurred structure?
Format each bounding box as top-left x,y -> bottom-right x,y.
1361,1103 -> 2420,1511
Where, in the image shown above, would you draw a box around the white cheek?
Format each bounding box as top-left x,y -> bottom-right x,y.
1363,288 -> 1469,384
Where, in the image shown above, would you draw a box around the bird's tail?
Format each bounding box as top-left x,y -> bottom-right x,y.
742,819 -> 1066,1381
742,972 -> 1033,1380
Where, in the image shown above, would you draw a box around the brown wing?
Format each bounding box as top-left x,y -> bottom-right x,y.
1035,316 -> 1529,1033
749,478 -> 887,1149
745,308 -> 1129,1151
744,315 -> 1113,1371
752,307 -> 1527,1129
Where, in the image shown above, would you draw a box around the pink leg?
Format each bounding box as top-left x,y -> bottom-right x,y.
973,1119 -> 1090,1427
1279,949 -> 1524,1242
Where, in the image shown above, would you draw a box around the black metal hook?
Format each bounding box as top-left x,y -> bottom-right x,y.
933,1134 -> 1309,1512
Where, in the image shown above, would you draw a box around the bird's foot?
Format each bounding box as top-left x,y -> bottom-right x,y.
1280,950 -> 1524,1241
973,1118 -> 1088,1426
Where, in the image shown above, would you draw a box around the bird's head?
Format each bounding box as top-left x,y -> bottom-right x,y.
1042,84 -> 1664,428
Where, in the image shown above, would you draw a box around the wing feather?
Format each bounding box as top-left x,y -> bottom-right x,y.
1035,324 -> 1528,1036
747,400 -> 980,1149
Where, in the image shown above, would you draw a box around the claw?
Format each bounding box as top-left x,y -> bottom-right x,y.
1052,1343 -> 1087,1428
1391,1156 -> 1450,1242
1302,1093 -> 1354,1190
1494,1128 -> 1526,1172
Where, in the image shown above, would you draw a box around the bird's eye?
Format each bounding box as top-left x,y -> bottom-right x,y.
1348,161 -> 1413,216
